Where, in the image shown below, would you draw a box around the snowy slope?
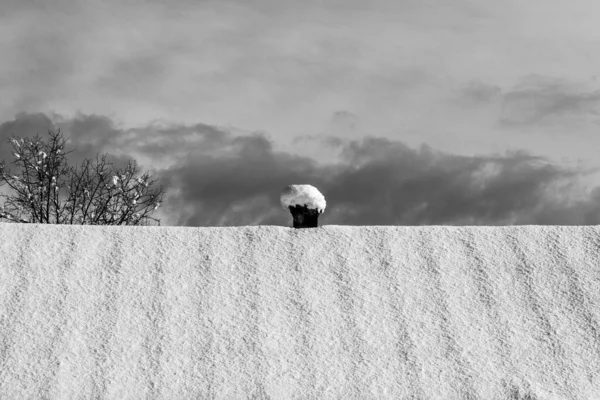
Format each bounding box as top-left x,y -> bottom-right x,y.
1,223 -> 600,399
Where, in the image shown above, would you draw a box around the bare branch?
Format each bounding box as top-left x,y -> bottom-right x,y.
0,129 -> 167,226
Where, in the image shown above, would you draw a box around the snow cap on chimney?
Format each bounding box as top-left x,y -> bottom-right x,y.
280,184 -> 326,214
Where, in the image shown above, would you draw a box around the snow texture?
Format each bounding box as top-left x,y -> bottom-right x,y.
280,184 -> 326,213
1,223 -> 600,399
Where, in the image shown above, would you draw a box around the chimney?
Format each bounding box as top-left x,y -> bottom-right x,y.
280,184 -> 326,229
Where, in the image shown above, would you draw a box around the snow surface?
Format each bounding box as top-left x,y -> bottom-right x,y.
1,223 -> 600,399
280,184 -> 326,213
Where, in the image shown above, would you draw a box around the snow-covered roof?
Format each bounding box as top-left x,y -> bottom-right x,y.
280,184 -> 326,213
1,223 -> 598,399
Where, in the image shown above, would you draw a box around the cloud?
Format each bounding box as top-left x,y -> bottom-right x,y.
0,112 -> 58,171
2,112 -> 600,226
330,110 -> 360,132
323,137 -> 600,225
94,51 -> 171,100
461,80 -> 501,103
0,2 -> 83,118
158,132 -> 326,226
499,75 -> 600,126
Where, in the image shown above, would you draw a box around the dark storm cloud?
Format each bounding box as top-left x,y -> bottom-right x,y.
291,133 -> 345,149
0,112 -> 141,170
0,112 -> 57,171
2,112 -> 600,226
159,134 -> 326,226
322,137 -> 600,225
499,75 -> 600,126
0,113 -> 143,189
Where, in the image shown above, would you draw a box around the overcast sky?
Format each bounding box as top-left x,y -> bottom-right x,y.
2,0 -> 600,226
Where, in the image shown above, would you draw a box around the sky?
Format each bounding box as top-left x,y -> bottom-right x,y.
2,0 -> 600,226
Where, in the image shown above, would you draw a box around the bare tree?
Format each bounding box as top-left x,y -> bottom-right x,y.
0,129 -> 166,225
